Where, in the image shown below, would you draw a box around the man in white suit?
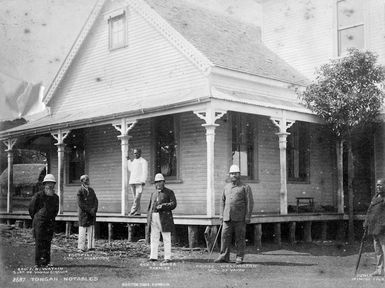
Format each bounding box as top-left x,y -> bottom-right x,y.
127,148 -> 148,216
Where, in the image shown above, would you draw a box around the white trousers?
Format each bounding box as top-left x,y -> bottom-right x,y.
78,225 -> 95,250
374,234 -> 385,272
150,213 -> 171,260
130,184 -> 143,215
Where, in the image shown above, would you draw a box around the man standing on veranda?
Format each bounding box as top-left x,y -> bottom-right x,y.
215,164 -> 254,264
127,148 -> 148,216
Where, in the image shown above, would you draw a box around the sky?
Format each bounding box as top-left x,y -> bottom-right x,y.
0,0 -> 262,87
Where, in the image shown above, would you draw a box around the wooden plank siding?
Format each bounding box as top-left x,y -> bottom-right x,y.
213,114 -> 337,215
261,0 -> 385,80
261,0 -> 336,80
48,112 -> 209,215
375,123 -> 385,180
365,0 -> 385,65
49,0 -> 209,117
33,110 -> 337,216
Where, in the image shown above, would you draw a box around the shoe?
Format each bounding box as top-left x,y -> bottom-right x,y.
235,257 -> 243,264
214,258 -> 228,263
161,259 -> 171,264
134,213 -> 141,216
371,270 -> 384,277
78,249 -> 87,253
88,248 -> 95,251
148,258 -> 158,262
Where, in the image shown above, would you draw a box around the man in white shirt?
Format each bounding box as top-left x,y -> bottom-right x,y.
127,148 -> 148,216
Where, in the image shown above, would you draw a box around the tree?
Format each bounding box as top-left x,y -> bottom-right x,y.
299,48 -> 385,243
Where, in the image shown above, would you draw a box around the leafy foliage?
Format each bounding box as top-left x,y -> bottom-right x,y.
299,48 -> 385,139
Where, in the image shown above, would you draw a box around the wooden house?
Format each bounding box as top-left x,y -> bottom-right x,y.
0,0 -> 352,245
260,0 -> 385,213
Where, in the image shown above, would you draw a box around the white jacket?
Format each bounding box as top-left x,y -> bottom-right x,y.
128,157 -> 148,184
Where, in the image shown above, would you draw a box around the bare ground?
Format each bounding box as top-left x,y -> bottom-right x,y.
1,224 -> 385,288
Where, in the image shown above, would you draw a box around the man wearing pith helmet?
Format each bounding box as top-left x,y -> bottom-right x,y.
215,165 -> 254,264
29,174 -> 59,267
146,173 -> 177,263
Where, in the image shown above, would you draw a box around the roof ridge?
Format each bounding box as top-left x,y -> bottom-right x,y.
130,0 -> 213,74
146,0 -> 261,31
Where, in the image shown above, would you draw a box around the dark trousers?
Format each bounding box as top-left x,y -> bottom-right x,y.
35,239 -> 51,267
218,220 -> 246,261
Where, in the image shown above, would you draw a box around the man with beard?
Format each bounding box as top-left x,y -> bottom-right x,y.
77,174 -> 98,252
364,178 -> 385,276
29,174 -> 59,267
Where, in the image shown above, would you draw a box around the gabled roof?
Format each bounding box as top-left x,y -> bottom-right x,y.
43,0 -> 307,105
0,164 -> 46,186
0,0 -> 311,137
144,0 -> 308,85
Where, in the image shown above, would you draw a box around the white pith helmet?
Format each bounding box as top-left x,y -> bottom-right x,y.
154,173 -> 165,182
229,164 -> 240,173
43,174 -> 56,183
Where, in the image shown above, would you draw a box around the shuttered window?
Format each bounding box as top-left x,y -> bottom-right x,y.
231,113 -> 255,179
108,11 -> 127,50
287,122 -> 310,182
66,129 -> 85,184
154,115 -> 179,179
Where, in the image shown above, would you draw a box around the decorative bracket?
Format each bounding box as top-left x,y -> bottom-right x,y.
112,119 -> 137,136
51,129 -> 71,145
3,138 -> 17,151
270,112 -> 295,133
194,108 -> 227,126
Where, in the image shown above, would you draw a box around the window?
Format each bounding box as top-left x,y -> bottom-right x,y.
66,130 -> 85,184
232,113 -> 255,179
154,115 -> 178,179
108,12 -> 126,50
287,122 -> 310,182
337,0 -> 364,56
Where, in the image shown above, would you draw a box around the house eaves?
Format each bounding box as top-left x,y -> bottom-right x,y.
42,0 -> 106,106
144,0 -> 309,86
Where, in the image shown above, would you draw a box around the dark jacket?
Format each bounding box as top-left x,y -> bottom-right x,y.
364,194 -> 385,236
77,185 -> 98,227
146,187 -> 177,243
29,191 -> 59,240
220,181 -> 254,222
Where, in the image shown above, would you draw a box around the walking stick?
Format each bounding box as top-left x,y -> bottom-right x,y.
354,227 -> 368,276
208,222 -> 223,262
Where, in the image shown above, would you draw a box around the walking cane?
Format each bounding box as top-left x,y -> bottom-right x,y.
208,222 -> 223,262
354,227 -> 368,276
354,194 -> 379,276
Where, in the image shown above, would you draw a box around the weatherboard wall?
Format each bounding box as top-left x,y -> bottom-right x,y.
261,0 -> 385,80
47,112 -> 337,216
48,0 -> 209,118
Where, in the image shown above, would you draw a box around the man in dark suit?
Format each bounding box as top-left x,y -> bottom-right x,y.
29,174 -> 59,267
77,174 -> 98,252
146,173 -> 177,263
215,165 -> 254,264
364,178 -> 385,276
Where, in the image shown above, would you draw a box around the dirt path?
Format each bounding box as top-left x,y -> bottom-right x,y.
1,226 -> 385,288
